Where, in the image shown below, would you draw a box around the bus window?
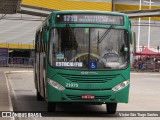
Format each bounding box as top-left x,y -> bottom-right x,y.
49,28 -> 129,70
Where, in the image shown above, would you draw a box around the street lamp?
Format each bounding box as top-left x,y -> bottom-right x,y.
137,0 -> 142,52
143,0 -> 154,48
138,0 -> 154,51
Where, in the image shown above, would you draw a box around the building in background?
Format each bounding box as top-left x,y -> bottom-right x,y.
22,0 -> 112,11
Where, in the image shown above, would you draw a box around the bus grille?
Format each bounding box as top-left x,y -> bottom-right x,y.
59,74 -> 119,83
66,95 -> 111,101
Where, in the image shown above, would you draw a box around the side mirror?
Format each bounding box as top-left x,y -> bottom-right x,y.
43,31 -> 49,43
130,31 -> 136,54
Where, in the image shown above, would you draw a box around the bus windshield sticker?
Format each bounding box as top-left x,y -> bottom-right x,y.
56,14 -> 124,25
56,62 -> 83,67
56,54 -> 64,59
89,61 -> 97,69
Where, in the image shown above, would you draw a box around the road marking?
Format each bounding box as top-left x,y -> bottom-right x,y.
5,72 -> 37,120
4,72 -> 15,120
6,70 -> 33,73
131,72 -> 160,76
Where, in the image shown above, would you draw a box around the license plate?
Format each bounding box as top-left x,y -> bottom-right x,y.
81,94 -> 95,100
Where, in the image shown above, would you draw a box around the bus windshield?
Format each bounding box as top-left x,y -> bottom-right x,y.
49,27 -> 129,70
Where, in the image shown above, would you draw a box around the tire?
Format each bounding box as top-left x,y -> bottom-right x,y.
36,91 -> 44,101
106,103 -> 117,114
48,102 -> 56,112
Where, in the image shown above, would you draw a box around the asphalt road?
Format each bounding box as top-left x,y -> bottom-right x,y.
6,71 -> 160,120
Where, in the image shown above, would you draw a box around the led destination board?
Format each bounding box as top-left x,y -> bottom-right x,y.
56,14 -> 124,25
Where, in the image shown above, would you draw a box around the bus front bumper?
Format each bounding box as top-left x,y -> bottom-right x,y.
47,84 -> 129,103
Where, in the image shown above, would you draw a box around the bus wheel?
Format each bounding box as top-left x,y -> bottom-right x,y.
106,103 -> 117,114
36,91 -> 43,101
48,102 -> 56,112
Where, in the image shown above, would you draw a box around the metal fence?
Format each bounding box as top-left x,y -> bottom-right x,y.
0,57 -> 34,67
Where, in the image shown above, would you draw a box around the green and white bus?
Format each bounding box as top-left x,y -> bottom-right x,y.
34,10 -> 135,114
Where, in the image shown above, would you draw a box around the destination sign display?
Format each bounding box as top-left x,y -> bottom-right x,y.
56,14 -> 124,25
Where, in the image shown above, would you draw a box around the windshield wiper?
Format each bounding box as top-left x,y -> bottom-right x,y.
66,23 -> 75,39
65,23 -> 78,46
64,24 -> 78,60
97,24 -> 115,44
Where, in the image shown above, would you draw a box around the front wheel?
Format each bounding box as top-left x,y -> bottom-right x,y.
106,103 -> 117,114
48,102 -> 56,112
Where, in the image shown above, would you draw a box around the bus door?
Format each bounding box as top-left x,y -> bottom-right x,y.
35,40 -> 40,92
39,52 -> 45,97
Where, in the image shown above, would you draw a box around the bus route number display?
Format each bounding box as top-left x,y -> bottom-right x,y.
56,14 -> 124,25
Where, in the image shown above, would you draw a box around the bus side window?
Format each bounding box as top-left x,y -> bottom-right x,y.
37,31 -> 41,53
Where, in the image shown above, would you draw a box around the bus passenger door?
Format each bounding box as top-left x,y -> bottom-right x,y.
35,39 -> 40,93
35,52 -> 40,91
39,52 -> 45,98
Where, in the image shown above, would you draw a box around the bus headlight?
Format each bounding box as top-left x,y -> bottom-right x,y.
47,78 -> 65,91
112,80 -> 129,92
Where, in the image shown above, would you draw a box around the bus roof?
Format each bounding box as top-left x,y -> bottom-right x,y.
50,10 -> 128,17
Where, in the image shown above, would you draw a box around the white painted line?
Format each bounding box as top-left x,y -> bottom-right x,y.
4,73 -> 15,120
7,74 -> 18,101
5,73 -> 37,120
5,70 -> 33,73
131,72 -> 160,76
4,73 -> 13,111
